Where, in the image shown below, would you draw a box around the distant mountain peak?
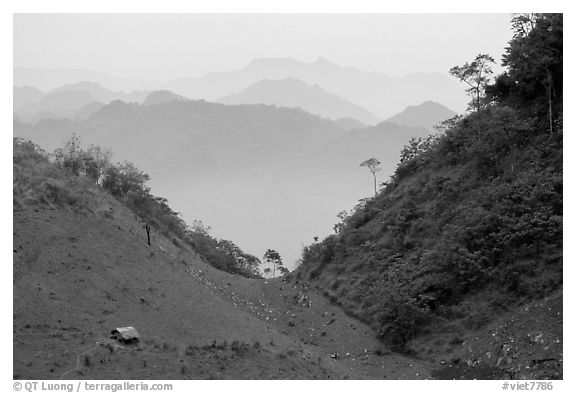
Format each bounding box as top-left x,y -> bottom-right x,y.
258,77 -> 306,86
315,57 -> 332,65
142,90 -> 187,106
385,100 -> 457,131
217,77 -> 380,125
244,57 -> 302,69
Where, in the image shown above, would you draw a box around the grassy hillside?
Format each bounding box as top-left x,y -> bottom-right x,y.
13,137 -> 261,278
294,14 -> 562,379
13,138 -> 435,379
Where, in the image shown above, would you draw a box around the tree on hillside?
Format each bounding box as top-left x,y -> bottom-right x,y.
333,210 -> 349,234
263,249 -> 283,278
450,53 -> 496,114
217,240 -> 262,277
360,158 -> 381,197
84,144 -> 111,181
144,223 -> 151,246
54,133 -> 83,175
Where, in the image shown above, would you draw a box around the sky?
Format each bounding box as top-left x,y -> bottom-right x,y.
14,13 -> 513,81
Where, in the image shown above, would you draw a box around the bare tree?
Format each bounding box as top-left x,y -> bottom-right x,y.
263,249 -> 283,278
144,224 -> 151,246
360,158 -> 381,197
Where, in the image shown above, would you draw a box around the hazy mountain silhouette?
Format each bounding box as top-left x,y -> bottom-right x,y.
142,90 -> 188,106
16,90 -> 98,124
14,67 -> 162,92
14,82 -> 149,124
73,101 -> 105,121
217,78 -> 380,125
50,81 -> 149,104
386,100 -> 457,131
333,117 -> 368,131
167,57 -> 467,118
15,59 -> 467,119
14,99 -> 347,177
14,86 -> 44,111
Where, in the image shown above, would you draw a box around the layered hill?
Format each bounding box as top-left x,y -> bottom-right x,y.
14,86 -> 44,111
13,99 -> 348,178
217,78 -> 380,125
167,57 -> 467,118
14,67 -> 161,92
15,90 -> 98,124
49,81 -> 149,104
15,58 -> 466,122
14,82 -> 149,124
142,90 -> 188,106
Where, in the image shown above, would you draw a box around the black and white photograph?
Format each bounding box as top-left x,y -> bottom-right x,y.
9,3 -> 565,386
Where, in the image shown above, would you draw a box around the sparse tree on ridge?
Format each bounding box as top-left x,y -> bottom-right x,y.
263,249 -> 283,278
450,53 -> 496,114
360,158 -> 381,197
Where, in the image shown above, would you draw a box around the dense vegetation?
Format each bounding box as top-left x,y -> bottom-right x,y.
13,136 -> 262,278
295,14 -> 562,352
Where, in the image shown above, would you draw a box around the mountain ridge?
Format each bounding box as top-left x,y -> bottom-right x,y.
167,57 -> 467,118
217,77 -> 380,125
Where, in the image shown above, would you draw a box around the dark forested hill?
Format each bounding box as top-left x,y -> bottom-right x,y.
294,13 -> 563,380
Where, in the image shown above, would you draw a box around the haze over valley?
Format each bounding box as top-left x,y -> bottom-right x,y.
14,12 -> 486,267
14,83 -> 451,266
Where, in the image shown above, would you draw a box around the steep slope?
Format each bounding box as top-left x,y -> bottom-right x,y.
167,57 -> 467,118
386,101 -> 457,131
292,17 -> 563,379
13,139 -> 430,380
217,78 -> 380,125
295,107 -> 563,379
295,19 -> 564,380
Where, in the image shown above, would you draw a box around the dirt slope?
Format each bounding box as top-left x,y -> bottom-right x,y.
13,194 -> 429,379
